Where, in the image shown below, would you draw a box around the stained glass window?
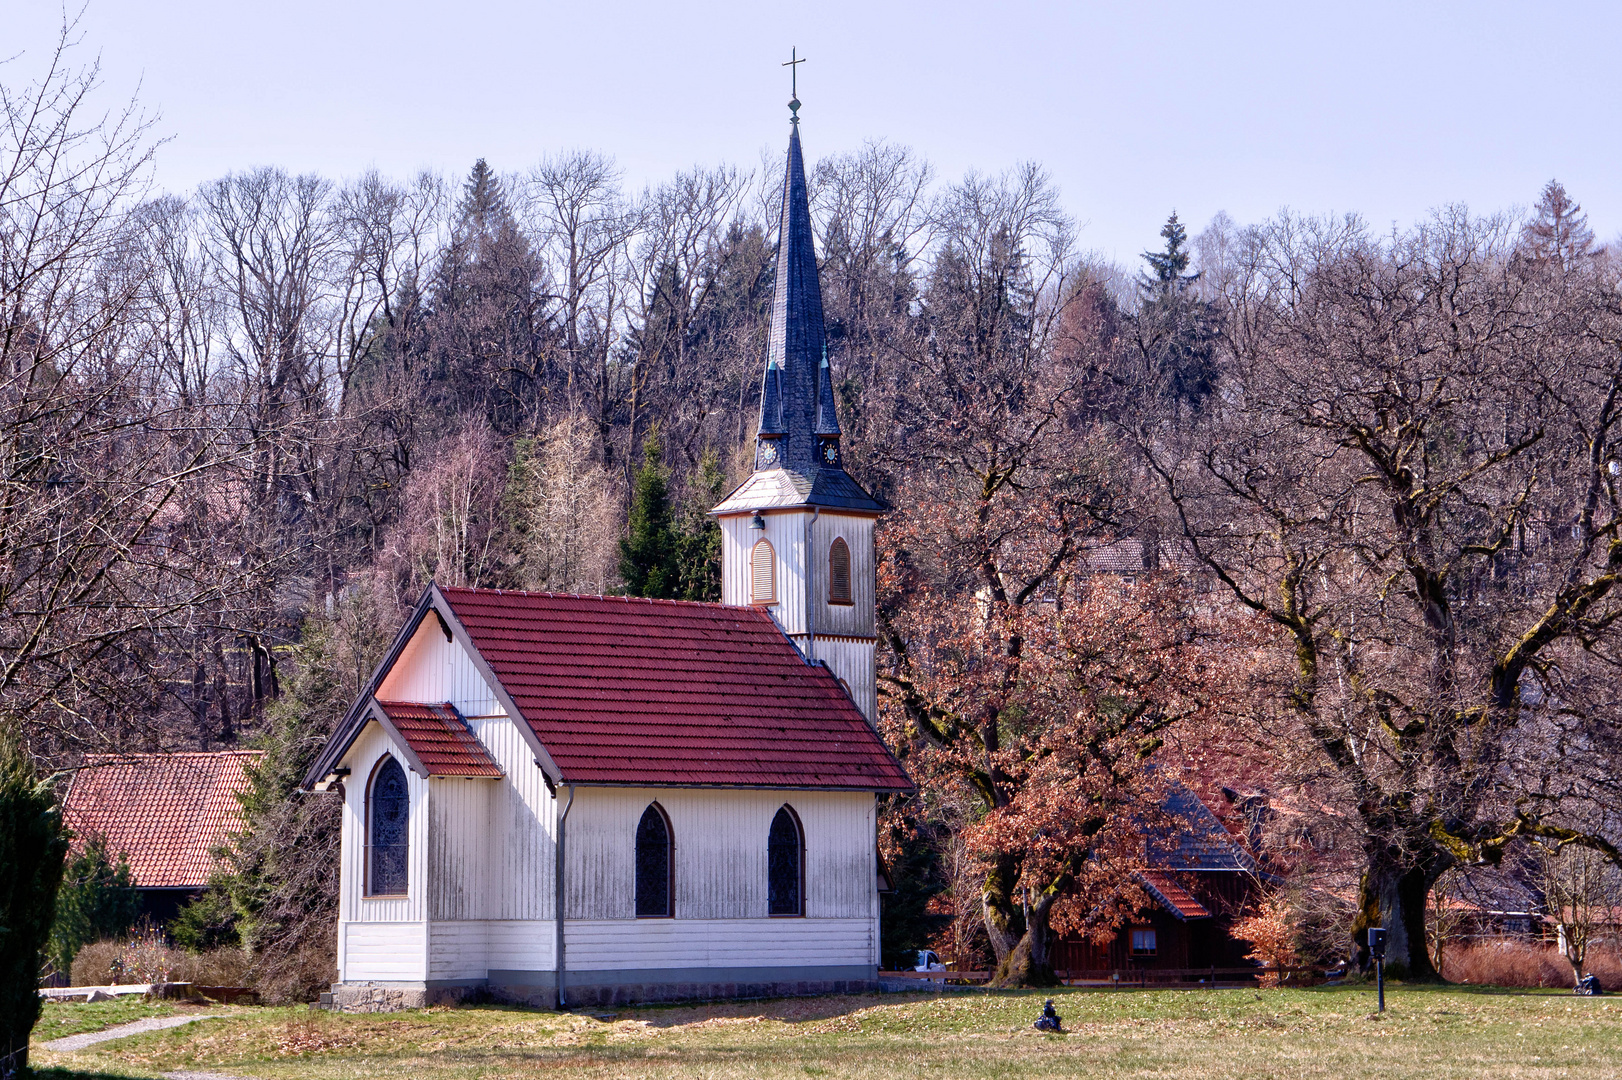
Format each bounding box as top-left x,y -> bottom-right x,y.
369,757 -> 409,896
768,806 -> 802,916
635,804 -> 672,917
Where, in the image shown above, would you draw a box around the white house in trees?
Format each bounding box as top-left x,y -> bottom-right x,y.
302,98 -> 909,1011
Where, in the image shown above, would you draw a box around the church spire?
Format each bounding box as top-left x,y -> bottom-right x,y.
755,100 -> 843,472
712,87 -> 883,517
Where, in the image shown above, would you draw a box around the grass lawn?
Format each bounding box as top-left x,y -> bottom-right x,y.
30,984 -> 1622,1080
32,999 -> 176,1042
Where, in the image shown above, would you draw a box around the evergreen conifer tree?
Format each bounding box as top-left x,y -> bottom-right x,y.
619,432 -> 678,598
0,739 -> 67,1075
1134,211 -> 1220,411
48,835 -> 138,976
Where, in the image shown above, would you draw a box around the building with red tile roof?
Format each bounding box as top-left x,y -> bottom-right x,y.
303,99 -> 908,1012
61,751 -> 260,922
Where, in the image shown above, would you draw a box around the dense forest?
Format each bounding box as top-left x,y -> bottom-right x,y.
6,27 -> 1622,1007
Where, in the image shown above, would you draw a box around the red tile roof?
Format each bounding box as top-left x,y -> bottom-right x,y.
61,752 -> 260,889
1136,870 -> 1212,921
377,701 -> 502,777
439,587 -> 911,791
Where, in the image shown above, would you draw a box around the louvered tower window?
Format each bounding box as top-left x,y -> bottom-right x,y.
367,756 -> 409,896
751,539 -> 776,604
635,803 -> 672,918
828,537 -> 852,604
768,805 -> 804,916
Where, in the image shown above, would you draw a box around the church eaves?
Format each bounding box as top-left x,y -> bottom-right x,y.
712,102 -> 884,517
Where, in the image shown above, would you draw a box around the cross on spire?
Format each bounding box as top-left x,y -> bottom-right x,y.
783,48 -> 806,121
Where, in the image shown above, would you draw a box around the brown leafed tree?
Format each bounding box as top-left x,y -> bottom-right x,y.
1144,207 -> 1622,979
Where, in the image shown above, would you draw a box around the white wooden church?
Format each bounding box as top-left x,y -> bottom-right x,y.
303,98 -> 911,1010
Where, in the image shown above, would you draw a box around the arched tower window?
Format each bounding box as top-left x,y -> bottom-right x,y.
635,803 -> 673,918
367,756 -> 409,896
768,805 -> 804,916
828,537 -> 852,604
751,539 -> 776,604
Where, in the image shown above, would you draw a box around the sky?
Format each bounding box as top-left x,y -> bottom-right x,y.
9,0 -> 1622,266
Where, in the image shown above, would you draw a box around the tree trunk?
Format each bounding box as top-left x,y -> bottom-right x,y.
1355,862 -> 1443,981
981,855 -> 1026,967
988,892 -> 1060,988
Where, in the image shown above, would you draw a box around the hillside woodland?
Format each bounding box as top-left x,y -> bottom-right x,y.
6,27 -> 1622,1001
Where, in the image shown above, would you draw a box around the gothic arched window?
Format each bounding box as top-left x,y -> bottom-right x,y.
827,537 -> 852,604
768,805 -> 804,916
635,803 -> 673,918
367,756 -> 409,896
751,539 -> 776,604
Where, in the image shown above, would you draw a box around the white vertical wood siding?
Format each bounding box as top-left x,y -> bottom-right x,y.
811,514 -> 875,639
567,789 -> 874,907
813,637 -> 877,724
720,511 -> 808,635
337,722 -> 430,980
376,616 -> 503,715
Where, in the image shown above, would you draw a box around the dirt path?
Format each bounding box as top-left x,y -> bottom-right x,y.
39,1013 -> 222,1052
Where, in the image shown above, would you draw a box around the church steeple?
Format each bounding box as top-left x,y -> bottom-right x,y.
757,113 -> 844,470
715,99 -> 882,515
709,83 -> 883,723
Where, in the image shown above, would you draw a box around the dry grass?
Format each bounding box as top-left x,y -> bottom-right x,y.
32,984 -> 1622,1080
1443,939 -> 1622,990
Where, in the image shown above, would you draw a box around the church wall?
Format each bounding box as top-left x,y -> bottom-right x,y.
337,721 -> 430,980
562,917 -> 875,974
719,511 -> 808,635
466,712 -> 557,921
811,637 -> 877,725
809,513 -> 875,639
376,614 -> 503,715
718,510 -> 878,645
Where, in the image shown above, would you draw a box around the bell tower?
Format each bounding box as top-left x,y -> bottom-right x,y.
710,86 -> 885,723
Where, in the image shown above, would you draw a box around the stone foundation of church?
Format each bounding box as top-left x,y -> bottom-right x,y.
326,966 -> 878,1012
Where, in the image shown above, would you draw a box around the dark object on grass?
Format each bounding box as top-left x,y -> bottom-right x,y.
1033,998 -> 1063,1032
1578,974 -> 1604,996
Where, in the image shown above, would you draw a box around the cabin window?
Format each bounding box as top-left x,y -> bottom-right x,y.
367,756 -> 409,896
751,539 -> 776,604
768,805 -> 804,916
635,803 -> 673,918
1131,928 -> 1157,956
828,537 -> 852,604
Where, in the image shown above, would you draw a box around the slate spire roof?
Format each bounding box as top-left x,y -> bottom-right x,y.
712,104 -> 884,516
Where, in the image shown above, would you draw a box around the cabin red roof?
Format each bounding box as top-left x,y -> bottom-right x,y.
437,587 -> 911,791
377,701 -> 502,777
61,751 -> 260,889
1136,870 -> 1213,921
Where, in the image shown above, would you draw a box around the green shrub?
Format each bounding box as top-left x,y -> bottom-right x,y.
170,888 -> 240,952
0,739 -> 68,1076
48,833 -> 138,976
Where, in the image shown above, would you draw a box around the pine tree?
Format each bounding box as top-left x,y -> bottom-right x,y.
1522,180 -> 1597,267
619,432 -> 678,598
0,738 -> 67,1074
1135,212 -> 1220,411
48,835 -> 138,976
1138,211 -> 1197,297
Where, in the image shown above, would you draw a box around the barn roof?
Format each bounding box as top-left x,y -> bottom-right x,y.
61,751 -> 259,889
377,701 -> 502,777
304,585 -> 911,793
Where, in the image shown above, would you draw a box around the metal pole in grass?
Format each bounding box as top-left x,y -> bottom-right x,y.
1368,927 -> 1388,1013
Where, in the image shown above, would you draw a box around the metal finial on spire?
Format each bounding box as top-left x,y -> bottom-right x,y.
783,47 -> 805,122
